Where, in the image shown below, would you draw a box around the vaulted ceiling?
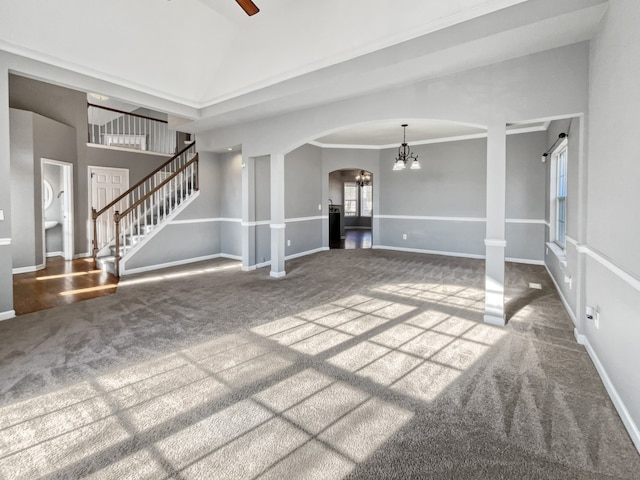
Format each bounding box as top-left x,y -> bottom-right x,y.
1,0 -> 607,134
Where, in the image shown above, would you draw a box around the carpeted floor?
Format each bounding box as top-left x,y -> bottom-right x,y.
0,249 -> 639,479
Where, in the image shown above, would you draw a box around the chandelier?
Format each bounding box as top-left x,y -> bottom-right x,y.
355,170 -> 371,187
393,124 -> 420,170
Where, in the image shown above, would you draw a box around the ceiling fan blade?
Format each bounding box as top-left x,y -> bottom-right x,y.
236,0 -> 259,16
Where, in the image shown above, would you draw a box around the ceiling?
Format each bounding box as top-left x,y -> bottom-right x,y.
1,0 -> 607,139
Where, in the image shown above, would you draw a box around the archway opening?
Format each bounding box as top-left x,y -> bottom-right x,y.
328,168 -> 372,249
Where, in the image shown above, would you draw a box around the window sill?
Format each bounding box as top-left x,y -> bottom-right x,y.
546,242 -> 567,266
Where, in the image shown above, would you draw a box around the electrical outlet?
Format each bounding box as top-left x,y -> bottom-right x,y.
287,240 -> 291,247
546,246 -> 549,255
318,204 -> 322,210
0,209 -> 4,221
402,233 -> 407,240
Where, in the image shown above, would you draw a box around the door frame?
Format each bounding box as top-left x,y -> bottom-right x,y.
87,165 -> 130,255
41,158 -> 74,261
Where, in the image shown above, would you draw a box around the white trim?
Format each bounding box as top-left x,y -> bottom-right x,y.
376,214 -> 486,222
73,252 -> 91,259
374,216 -> 547,225
0,238 -> 11,246
120,253 -> 241,276
270,271 -> 287,278
582,246 -> 640,293
254,260 -> 272,269
579,335 -> 640,454
546,241 -> 567,266
505,257 -> 544,265
309,124 -> 548,150
505,218 -> 547,224
373,245 -> 485,260
241,220 -> 271,227
170,217 -> 241,225
87,142 -> 173,157
574,328 -> 586,345
484,314 -> 506,327
285,216 -> 324,223
565,235 -> 579,246
270,224 -> 286,229
285,247 -> 328,261
0,310 -> 16,322
12,264 -> 46,275
544,264 -> 577,327
46,251 -> 64,258
484,238 -> 507,247
220,253 -> 243,261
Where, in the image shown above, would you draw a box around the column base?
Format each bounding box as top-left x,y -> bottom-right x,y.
270,270 -> 286,279
484,314 -> 506,327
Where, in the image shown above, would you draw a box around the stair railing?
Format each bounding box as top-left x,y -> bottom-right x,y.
87,102 -> 179,155
92,141 -> 197,272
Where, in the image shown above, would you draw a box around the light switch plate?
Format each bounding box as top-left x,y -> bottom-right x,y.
0,209 -> 4,221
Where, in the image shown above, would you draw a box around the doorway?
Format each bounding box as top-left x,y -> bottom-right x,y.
328,169 -> 373,249
42,159 -> 74,262
88,166 -> 129,253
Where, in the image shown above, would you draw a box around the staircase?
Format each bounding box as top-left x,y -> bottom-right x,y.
92,142 -> 199,276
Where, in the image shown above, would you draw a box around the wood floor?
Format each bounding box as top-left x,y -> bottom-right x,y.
330,228 -> 372,250
12,257 -> 118,315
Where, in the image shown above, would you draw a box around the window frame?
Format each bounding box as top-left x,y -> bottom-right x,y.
549,139 -> 568,249
343,181 -> 373,217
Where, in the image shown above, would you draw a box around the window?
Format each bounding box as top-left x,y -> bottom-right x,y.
554,144 -> 568,248
343,182 -> 373,217
344,182 -> 358,216
361,185 -> 372,217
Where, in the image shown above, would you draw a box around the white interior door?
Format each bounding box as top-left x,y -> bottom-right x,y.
89,166 -> 129,252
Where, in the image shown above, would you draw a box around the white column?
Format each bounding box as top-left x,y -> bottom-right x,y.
484,120 -> 507,326
0,59 -> 15,316
574,116 -> 588,342
241,155 -> 256,271
270,153 -> 286,278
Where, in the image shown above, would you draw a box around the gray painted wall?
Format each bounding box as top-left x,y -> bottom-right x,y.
584,0 -> 640,441
284,145 -> 323,256
10,109 -> 76,269
285,144 -> 322,219
9,109 -> 36,269
219,152 -> 242,257
123,221 -> 221,271
0,61 -> 12,314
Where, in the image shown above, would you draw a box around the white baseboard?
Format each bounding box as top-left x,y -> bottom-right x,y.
121,253 -> 227,276
544,264 -> 577,327
578,334 -> 640,454
373,245 -> 485,260
220,253 -> 243,261
505,257 -> 545,265
12,263 -> 45,274
46,251 -> 64,258
285,247 -> 328,261
0,310 -> 16,321
270,271 -> 286,278
484,314 -> 506,327
73,252 -> 91,259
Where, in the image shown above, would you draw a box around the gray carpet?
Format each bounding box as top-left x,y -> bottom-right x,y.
0,249 -> 639,479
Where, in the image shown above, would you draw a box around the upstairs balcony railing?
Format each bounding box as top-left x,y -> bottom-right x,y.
87,103 -> 180,155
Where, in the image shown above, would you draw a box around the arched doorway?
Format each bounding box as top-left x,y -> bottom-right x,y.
328,168 -> 372,249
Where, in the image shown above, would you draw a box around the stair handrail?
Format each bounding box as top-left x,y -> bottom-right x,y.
112,153 -> 199,276
116,154 -> 199,220
92,141 -> 196,219
91,141 -> 197,264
